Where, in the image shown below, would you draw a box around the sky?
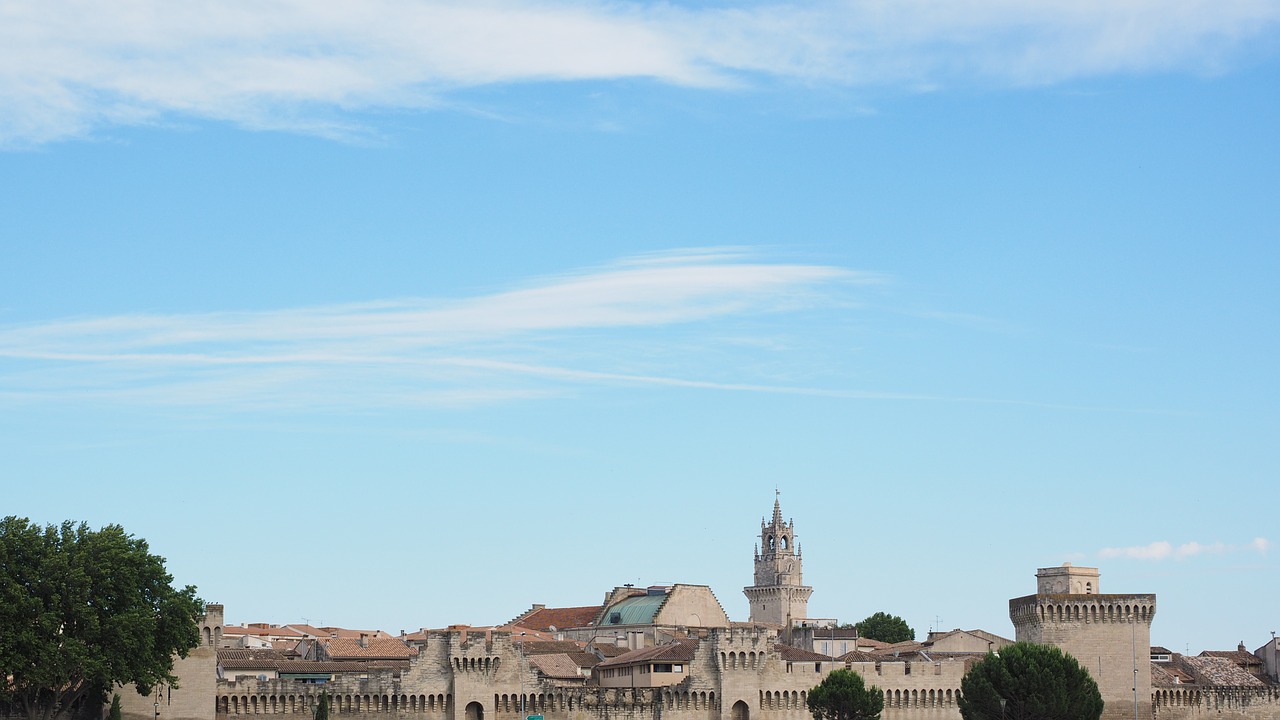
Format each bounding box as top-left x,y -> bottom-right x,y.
2,0 -> 1278,656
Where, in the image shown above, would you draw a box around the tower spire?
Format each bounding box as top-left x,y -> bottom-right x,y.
744,492 -> 812,626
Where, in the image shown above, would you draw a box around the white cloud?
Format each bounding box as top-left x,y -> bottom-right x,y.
2,0 -> 1277,145
0,249 -> 880,409
1098,538 -> 1271,561
1100,541 -> 1173,560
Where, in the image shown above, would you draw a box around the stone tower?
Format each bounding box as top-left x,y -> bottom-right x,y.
744,493 -> 812,626
1010,564 -> 1156,720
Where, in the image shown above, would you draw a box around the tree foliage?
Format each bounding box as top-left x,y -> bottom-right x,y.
0,517 -> 203,720
807,669 -> 884,720
853,612 -> 914,644
958,642 -> 1103,720
314,692 -> 330,720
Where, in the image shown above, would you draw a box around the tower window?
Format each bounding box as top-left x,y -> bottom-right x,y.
768,535 -> 775,550
781,536 -> 789,550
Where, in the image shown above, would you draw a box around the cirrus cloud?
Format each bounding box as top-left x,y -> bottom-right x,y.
1,0 -> 1278,145
1098,537 -> 1270,561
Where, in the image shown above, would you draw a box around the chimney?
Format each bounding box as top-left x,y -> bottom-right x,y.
360,633 -> 369,648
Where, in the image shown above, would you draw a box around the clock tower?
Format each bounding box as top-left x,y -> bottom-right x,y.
744,492 -> 812,626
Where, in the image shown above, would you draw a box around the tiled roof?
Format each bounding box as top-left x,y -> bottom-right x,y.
324,637 -> 415,660
518,606 -> 603,632
776,645 -> 833,662
874,641 -> 923,657
218,649 -> 287,662
1201,650 -> 1263,667
529,654 -> 587,680
598,640 -> 698,668
320,627 -> 393,640
1151,662 -> 1196,687
1181,656 -> 1266,687
837,650 -> 883,663
1151,646 -> 1174,655
565,651 -> 603,669
284,624 -> 333,638
521,641 -> 585,655
221,658 -> 283,670
591,644 -> 631,658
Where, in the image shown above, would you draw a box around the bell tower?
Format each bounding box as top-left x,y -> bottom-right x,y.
744,492 -> 812,626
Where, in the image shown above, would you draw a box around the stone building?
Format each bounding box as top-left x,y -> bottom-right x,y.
99,496 -> 1280,720
1010,563 -> 1156,720
744,495 -> 812,628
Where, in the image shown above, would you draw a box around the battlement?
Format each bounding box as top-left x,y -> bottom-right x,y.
1010,593 -> 1156,627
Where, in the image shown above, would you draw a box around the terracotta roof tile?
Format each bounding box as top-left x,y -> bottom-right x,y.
517,606 -> 604,631
598,640 -> 698,668
1201,650 -> 1263,667
521,641 -> 585,655
836,650 -> 881,663
324,637 -> 415,661
529,654 -> 587,680
565,651 -> 602,669
1180,656 -> 1265,687
218,649 -> 287,662
776,645 -> 833,662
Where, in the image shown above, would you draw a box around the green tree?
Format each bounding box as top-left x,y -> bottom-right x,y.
807,668 -> 884,720
314,692 -> 330,720
108,696 -> 122,720
958,642 -> 1103,720
854,612 -> 914,644
0,517 -> 203,720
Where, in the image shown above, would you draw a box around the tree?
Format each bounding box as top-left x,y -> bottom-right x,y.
0,517 -> 204,720
807,668 -> 884,720
314,692 -> 330,720
853,612 -> 914,644
108,696 -> 122,720
958,642 -> 1103,720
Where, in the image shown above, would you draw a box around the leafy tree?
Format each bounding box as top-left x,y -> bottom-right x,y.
0,517 -> 203,720
854,612 -> 914,644
958,642 -> 1103,720
108,696 -> 122,720
314,692 -> 330,720
807,668 -> 884,720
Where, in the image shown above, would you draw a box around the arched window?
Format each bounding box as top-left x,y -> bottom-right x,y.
780,536 -> 788,550
768,535 -> 775,550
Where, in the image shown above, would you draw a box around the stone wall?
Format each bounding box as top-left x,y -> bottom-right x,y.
1011,594 -> 1155,720
1153,687 -> 1280,720
119,605 -> 222,720
214,629 -> 970,720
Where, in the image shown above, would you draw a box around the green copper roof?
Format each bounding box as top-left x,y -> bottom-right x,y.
601,593 -> 667,625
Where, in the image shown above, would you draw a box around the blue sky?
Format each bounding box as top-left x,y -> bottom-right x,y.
2,0 -> 1278,654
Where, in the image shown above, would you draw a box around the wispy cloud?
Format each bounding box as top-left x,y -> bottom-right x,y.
0,250 -> 882,409
1098,538 -> 1271,561
2,0 -> 1277,145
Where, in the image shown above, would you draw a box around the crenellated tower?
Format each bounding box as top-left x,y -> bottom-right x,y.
743,493 -> 812,626
1010,563 -> 1156,720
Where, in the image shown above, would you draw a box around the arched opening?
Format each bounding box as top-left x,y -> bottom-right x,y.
732,700 -> 749,720
768,535 -> 775,550
780,536 -> 788,550
465,702 -> 484,720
